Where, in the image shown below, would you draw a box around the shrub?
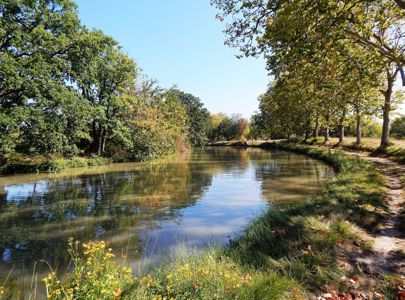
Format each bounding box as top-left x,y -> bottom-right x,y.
391,115 -> 405,139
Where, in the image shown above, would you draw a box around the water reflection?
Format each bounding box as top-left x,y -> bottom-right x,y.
0,147 -> 332,297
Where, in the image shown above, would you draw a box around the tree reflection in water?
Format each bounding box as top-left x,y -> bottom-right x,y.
0,147 -> 332,296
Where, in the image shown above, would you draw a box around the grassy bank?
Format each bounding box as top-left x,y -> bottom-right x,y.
0,154 -> 112,175
304,136 -> 405,164
211,137 -> 405,164
6,143 -> 402,299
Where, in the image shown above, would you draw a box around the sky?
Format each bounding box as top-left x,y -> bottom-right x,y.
74,0 -> 269,118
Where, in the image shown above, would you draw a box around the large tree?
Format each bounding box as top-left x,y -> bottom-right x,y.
0,0 -> 90,155
74,31 -> 137,156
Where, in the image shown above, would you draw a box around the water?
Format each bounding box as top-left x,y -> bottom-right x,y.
0,147 -> 332,297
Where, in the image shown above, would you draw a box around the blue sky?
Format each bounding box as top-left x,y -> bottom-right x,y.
75,0 -> 269,118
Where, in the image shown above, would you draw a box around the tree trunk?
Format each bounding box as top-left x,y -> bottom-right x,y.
313,114 -> 319,139
380,67 -> 399,149
101,132 -> 107,155
92,120 -> 98,153
338,108 -> 347,144
381,93 -> 391,149
305,130 -> 310,141
324,128 -> 329,142
338,126 -> 344,144
324,113 -> 330,142
97,128 -> 104,156
356,114 -> 362,145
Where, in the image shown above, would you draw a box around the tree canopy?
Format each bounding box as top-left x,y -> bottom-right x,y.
212,0 -> 405,147
0,0 -> 213,163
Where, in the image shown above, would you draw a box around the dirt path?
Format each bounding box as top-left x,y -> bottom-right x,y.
343,150 -> 405,275
318,150 -> 405,300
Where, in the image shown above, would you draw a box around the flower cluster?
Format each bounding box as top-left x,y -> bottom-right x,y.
0,285 -> 6,296
145,259 -> 253,299
42,272 -> 64,298
43,238 -> 133,300
140,274 -> 155,287
41,240 -> 257,299
151,295 -> 175,300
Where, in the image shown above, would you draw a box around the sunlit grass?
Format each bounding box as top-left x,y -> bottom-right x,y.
0,155 -> 111,174
304,136 -> 405,164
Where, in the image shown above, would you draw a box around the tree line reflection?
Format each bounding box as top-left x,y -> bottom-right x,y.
0,147 -> 332,292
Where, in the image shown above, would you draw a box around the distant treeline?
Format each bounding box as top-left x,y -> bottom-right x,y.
208,113 -> 250,142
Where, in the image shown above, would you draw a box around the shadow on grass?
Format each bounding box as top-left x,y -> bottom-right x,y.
372,147 -> 405,164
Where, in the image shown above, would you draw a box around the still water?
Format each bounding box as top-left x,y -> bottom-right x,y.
0,147 -> 332,296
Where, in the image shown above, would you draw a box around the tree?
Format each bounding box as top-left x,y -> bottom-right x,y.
207,113 -> 250,141
208,113 -> 227,141
236,117 -> 250,141
0,0 -> 211,164
166,88 -> 210,148
129,90 -> 189,161
0,0 -> 87,156
391,115 -> 405,139
249,110 -> 270,140
75,33 -> 137,156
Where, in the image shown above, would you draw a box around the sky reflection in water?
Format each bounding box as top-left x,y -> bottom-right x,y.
0,147 -> 332,295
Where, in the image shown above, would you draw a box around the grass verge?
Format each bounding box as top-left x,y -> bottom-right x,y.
0,154 -> 111,174
4,143 -> 400,299
305,136 -> 405,164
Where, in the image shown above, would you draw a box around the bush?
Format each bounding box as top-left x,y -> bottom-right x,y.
391,115 -> 405,139
87,157 -> 111,166
0,155 -> 111,174
42,158 -> 88,172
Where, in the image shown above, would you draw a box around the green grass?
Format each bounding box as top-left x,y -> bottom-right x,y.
125,248 -> 306,300
305,136 -> 405,164
11,142 -> 401,299
0,154 -> 111,174
208,140 -> 249,146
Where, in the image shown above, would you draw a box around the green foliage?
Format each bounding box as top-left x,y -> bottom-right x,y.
0,155 -> 111,174
0,0 -> 88,156
249,111 -> 270,140
347,118 -> 382,137
212,0 -> 405,147
391,115 -> 405,139
128,93 -> 189,161
0,1 -> 205,169
75,33 -> 137,156
208,113 -> 250,142
43,157 -> 111,172
167,88 -> 210,148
